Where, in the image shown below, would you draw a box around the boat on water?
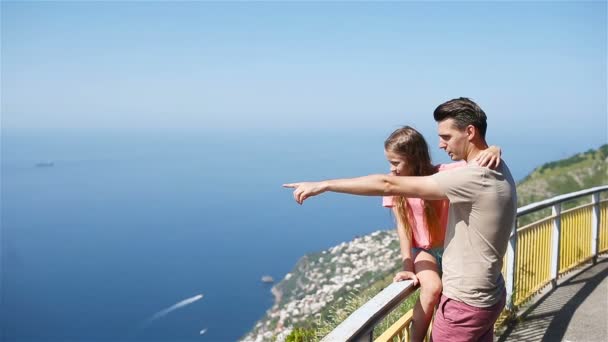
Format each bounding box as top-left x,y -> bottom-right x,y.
261,275 -> 274,283
35,161 -> 54,167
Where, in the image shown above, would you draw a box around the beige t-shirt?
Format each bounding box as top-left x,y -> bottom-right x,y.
431,161 -> 517,307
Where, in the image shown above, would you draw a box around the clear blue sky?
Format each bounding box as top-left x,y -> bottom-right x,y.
2,1 -> 606,149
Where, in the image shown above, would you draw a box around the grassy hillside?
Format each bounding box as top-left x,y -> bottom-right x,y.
517,144 -> 607,206
516,144 -> 607,226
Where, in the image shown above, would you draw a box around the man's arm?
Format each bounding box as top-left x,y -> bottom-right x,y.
283,174 -> 447,205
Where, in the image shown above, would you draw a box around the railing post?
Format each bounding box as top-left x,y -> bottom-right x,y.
353,329 -> 373,342
505,219 -> 518,311
550,203 -> 562,287
591,193 -> 600,264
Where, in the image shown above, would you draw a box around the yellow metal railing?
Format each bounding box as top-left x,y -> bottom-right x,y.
371,187 -> 607,342
374,310 -> 413,342
600,201 -> 608,253
374,310 -> 434,342
514,218 -> 552,306
559,205 -> 593,273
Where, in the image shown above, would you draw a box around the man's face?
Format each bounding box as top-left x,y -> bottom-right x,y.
437,118 -> 469,161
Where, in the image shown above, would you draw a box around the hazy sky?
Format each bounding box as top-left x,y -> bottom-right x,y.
2,1 -> 606,145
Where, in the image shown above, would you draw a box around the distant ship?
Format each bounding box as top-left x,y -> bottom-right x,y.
261,275 -> 274,283
199,328 -> 208,335
35,162 -> 54,167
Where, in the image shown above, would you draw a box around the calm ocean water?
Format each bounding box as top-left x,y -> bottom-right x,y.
1,130 -> 397,341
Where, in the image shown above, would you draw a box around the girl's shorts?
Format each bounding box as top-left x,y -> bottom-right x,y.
411,247 -> 444,275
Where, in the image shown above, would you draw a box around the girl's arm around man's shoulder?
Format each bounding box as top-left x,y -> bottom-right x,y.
436,160 -> 467,172
435,145 -> 503,172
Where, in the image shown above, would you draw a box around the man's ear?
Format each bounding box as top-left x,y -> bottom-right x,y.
466,125 -> 476,141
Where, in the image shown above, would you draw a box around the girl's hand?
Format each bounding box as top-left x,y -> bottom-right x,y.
475,145 -> 502,169
283,181 -> 327,204
393,271 -> 419,286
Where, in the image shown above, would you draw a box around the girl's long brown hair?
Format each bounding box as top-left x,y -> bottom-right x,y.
384,126 -> 444,247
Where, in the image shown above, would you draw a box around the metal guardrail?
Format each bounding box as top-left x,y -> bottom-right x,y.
505,185 -> 608,309
321,280 -> 415,342
322,185 -> 608,342
516,185 -> 608,216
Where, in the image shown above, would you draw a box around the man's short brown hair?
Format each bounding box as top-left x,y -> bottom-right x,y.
434,97 -> 487,139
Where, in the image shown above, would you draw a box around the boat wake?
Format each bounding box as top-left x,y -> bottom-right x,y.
147,294 -> 204,322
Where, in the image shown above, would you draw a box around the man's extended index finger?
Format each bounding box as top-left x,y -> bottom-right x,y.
282,183 -> 297,188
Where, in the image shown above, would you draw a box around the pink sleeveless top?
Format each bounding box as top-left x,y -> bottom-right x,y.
382,161 -> 466,249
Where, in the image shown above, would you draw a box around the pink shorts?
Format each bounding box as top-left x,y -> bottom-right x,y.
431,292 -> 505,342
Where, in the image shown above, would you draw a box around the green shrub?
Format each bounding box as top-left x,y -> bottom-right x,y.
285,327 -> 317,342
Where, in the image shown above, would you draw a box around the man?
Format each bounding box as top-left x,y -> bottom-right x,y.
283,98 -> 517,341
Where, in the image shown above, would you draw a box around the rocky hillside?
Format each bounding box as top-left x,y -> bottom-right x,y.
240,230 -> 401,342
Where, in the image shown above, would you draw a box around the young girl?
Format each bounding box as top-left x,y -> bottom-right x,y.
382,126 -> 501,342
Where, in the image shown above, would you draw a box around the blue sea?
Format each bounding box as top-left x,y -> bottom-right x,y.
1,127 -> 552,341
1,129 -> 409,342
